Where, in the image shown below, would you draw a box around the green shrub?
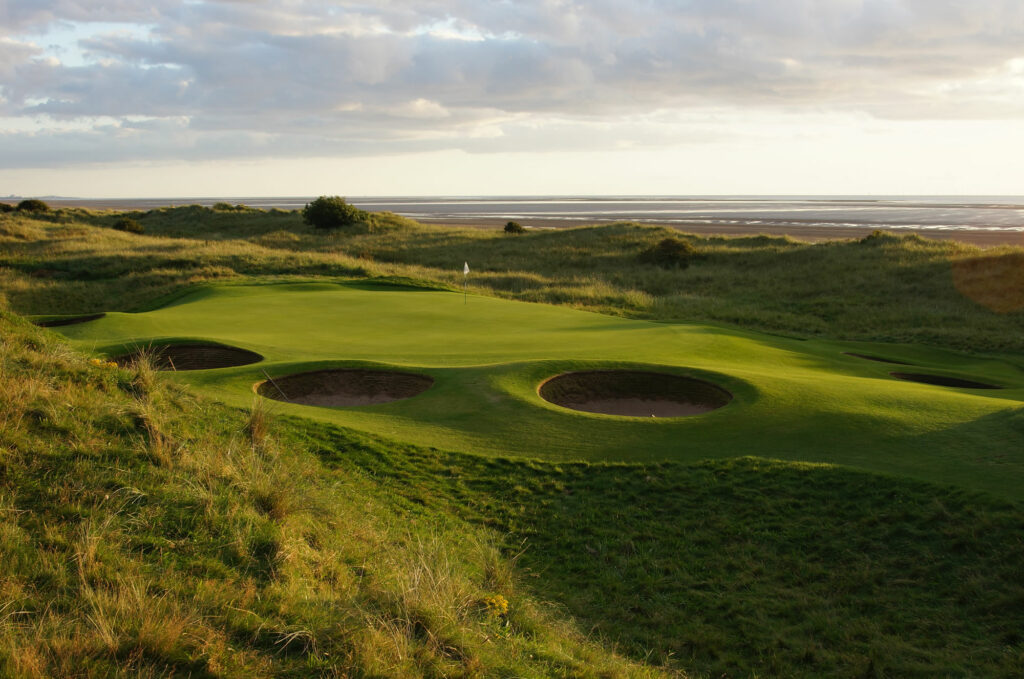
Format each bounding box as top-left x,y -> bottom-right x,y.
212,202 -> 234,211
0,202 -> 13,213
16,199 -> 50,213
113,217 -> 144,234
638,237 -> 697,269
504,221 -> 525,234
302,196 -> 366,231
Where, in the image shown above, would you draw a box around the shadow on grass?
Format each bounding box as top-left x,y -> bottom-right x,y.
293,418 -> 1024,678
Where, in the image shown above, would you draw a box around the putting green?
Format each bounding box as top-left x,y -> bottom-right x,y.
54,281 -> 1024,499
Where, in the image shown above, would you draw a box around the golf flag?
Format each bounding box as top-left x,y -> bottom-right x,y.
464,262 -> 469,275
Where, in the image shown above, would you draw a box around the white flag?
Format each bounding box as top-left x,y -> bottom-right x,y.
463,262 -> 469,275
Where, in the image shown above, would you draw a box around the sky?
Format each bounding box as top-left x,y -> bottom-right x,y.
1,0 -> 1023,197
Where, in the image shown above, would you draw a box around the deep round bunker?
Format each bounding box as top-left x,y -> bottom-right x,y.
258,369 -> 434,407
35,313 -> 106,328
890,372 -> 1001,390
113,343 -> 263,371
539,370 -> 732,417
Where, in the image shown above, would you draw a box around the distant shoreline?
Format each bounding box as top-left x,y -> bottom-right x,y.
418,216 -> 1023,248
29,196 -> 1024,248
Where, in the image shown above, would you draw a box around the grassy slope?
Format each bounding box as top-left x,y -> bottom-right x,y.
2,206 -> 1024,677
0,310 -> 658,678
52,281 -> 1024,500
294,423 -> 1024,678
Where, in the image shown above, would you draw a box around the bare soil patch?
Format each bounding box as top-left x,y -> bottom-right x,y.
258,369 -> 434,407
35,313 -> 106,327
890,372 -> 1001,390
113,343 -> 263,371
539,370 -> 732,417
844,352 -> 912,365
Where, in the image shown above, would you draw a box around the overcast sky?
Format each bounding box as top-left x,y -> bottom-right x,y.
1,0 -> 1023,197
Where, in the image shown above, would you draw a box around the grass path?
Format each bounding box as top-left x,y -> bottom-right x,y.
54,281 -> 1024,499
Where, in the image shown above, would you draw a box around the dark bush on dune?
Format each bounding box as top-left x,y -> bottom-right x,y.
302,196 -> 367,231
113,217 -> 144,234
504,221 -> 525,234
16,199 -> 50,213
0,203 -> 13,213
638,237 -> 698,269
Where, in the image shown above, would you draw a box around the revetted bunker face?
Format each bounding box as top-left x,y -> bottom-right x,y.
258,369 -> 434,407
539,370 -> 732,417
890,372 -> 1001,390
844,352 -> 912,365
113,343 -> 263,371
35,313 -> 106,327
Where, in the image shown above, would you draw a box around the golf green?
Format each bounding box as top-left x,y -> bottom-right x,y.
53,281 -> 1024,498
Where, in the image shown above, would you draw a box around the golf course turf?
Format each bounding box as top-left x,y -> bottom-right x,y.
51,279 -> 1024,500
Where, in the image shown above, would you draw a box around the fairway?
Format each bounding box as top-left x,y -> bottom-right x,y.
54,281 -> 1024,498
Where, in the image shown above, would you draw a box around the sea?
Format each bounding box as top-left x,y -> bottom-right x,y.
33,195 -> 1024,234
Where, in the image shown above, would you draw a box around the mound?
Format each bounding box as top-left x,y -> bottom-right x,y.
843,352 -> 912,365
539,370 -> 732,417
890,372 -> 1001,390
113,343 -> 263,371
258,369 -> 434,407
35,313 -> 106,327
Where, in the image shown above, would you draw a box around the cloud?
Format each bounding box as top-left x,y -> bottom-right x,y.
1,0 -> 1023,166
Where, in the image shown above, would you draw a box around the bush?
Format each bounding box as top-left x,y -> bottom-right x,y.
0,203 -> 13,213
113,217 -> 144,234
638,237 -> 698,269
16,199 -> 50,213
302,196 -> 366,231
504,221 -> 525,234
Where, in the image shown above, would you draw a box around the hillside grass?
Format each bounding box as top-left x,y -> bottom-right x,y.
0,310 -> 658,678
294,421 -> 1024,677
1,206 -> 1022,353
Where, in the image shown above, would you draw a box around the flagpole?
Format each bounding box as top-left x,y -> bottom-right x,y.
463,261 -> 469,304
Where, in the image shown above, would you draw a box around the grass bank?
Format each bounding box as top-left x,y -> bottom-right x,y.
0,309 -> 658,678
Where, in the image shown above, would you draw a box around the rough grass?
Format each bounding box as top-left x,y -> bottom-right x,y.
296,423 -> 1024,678
1,207 -> 1023,353
0,311 -> 658,678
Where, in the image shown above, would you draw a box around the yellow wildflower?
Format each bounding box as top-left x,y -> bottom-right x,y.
480,594 -> 509,617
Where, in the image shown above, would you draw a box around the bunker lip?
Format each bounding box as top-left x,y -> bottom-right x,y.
257,368 -> 434,407
35,313 -> 106,328
539,370 -> 732,418
112,343 -> 263,371
890,372 -> 1001,390
844,352 -> 912,365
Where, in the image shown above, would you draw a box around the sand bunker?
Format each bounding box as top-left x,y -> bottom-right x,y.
890,372 -> 1001,390
113,343 -> 263,371
35,313 -> 106,327
539,370 -> 732,417
844,352 -> 912,365
257,369 -> 434,407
